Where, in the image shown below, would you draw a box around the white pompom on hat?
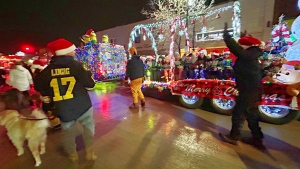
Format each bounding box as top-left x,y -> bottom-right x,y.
47,38 -> 76,56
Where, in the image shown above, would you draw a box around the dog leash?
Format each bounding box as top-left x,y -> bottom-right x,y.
18,115 -> 51,121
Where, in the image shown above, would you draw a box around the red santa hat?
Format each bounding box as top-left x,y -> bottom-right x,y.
238,36 -> 261,46
86,29 -> 94,36
285,60 -> 300,70
47,38 -> 76,56
146,56 -> 154,59
211,49 -> 219,56
31,60 -> 46,70
223,48 -> 230,54
198,48 -> 207,56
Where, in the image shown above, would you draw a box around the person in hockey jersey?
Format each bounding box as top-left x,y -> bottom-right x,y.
34,38 -> 97,162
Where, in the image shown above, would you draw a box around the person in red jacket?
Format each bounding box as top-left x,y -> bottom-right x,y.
34,38 -> 96,162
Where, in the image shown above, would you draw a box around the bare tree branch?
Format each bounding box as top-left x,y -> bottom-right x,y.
141,0 -> 214,21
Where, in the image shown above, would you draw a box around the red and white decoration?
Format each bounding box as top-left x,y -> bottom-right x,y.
169,79 -> 300,110
271,14 -> 293,46
169,17 -> 190,68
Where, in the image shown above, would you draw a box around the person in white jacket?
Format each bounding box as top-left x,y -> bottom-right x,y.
7,61 -> 33,94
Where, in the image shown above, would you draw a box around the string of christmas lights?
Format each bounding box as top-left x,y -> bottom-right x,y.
75,43 -> 127,81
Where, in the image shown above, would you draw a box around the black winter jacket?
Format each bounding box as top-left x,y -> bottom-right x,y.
223,33 -> 263,93
125,55 -> 145,80
34,56 -> 95,122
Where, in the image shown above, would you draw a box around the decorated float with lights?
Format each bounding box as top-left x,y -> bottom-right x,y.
76,29 -> 127,81
76,29 -> 127,82
130,1 -> 300,125
168,11 -> 300,125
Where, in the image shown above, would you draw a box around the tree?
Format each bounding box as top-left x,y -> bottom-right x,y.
141,0 -> 214,54
142,0 -> 214,21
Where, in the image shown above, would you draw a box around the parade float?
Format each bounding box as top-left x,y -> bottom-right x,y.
167,12 -> 300,125
131,0 -> 300,125
76,29 -> 127,81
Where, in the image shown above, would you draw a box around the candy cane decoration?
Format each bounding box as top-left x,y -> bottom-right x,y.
168,17 -> 190,68
271,15 -> 293,46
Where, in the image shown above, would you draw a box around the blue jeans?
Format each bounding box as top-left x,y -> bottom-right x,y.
60,107 -> 95,155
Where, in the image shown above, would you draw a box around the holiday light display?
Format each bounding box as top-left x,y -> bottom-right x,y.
142,81 -> 170,92
262,15 -> 295,60
76,43 -> 127,81
169,17 -> 190,68
232,1 -> 241,40
128,25 -> 159,62
285,0 -> 300,61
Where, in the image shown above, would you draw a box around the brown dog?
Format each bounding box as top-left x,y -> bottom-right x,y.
0,109 -> 50,167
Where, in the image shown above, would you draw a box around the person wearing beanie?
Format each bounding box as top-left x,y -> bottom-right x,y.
219,23 -> 266,151
125,47 -> 146,108
33,38 -> 97,162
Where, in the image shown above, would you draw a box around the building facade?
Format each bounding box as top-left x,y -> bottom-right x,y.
95,0 -> 295,56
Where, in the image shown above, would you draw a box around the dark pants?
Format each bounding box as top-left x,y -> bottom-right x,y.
230,91 -> 263,140
182,69 -> 193,79
206,70 -> 222,79
222,69 -> 235,80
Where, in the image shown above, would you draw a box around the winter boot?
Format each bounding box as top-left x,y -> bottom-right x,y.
241,137 -> 266,151
141,99 -> 146,108
219,133 -> 238,145
129,103 -> 139,109
85,146 -> 97,161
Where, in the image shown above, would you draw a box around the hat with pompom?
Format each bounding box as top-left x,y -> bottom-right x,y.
223,48 -> 230,54
211,49 -> 220,56
198,48 -> 207,56
47,38 -> 76,56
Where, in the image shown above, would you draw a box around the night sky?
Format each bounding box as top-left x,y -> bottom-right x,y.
0,0 -> 227,54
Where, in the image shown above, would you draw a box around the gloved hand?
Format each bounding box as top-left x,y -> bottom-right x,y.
240,30 -> 248,38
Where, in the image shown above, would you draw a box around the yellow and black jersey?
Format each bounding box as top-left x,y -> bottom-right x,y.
34,55 -> 95,122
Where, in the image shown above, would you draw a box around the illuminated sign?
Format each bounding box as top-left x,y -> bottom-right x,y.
196,28 -> 234,42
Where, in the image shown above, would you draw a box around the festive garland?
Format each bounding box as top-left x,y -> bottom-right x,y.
128,25 -> 159,62
142,81 -> 170,92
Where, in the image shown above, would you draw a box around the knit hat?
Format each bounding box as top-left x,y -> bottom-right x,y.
238,36 -> 261,46
223,48 -> 230,54
285,60 -> 300,70
211,49 -> 219,56
198,48 -> 207,55
129,47 -> 137,55
47,38 -> 76,56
